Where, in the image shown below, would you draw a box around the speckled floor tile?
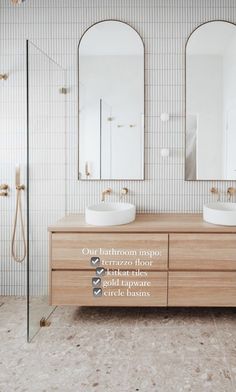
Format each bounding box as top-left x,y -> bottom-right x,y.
136,307 -> 215,328
50,305 -> 140,328
1,298 -> 236,392
124,354 -> 233,392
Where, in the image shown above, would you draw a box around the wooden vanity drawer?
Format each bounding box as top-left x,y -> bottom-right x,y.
51,233 -> 168,270
169,234 -> 236,270
168,271 -> 236,307
51,270 -> 167,306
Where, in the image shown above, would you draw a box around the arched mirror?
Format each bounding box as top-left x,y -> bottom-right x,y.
185,21 -> 236,180
78,20 -> 144,180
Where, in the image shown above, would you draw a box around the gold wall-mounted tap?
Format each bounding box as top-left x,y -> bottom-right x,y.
227,187 -> 236,201
210,187 -> 220,201
120,187 -> 128,200
101,188 -> 112,202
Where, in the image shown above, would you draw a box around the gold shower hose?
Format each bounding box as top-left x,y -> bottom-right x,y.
11,185 -> 27,263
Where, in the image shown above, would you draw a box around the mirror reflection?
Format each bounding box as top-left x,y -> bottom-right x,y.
78,20 -> 144,180
186,21 -> 236,180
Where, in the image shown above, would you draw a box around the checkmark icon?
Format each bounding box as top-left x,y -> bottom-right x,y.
92,277 -> 101,287
93,288 -> 102,297
96,267 -> 106,276
90,257 -> 100,267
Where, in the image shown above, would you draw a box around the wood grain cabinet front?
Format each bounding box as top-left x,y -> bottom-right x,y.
49,215 -> 236,308
169,234 -> 236,270
168,271 -> 236,307
51,270 -> 167,307
51,233 -> 168,271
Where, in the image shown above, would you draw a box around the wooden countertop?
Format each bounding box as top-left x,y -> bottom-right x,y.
48,213 -> 236,233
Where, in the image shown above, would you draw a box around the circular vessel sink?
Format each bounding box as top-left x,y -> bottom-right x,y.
203,202 -> 236,226
85,202 -> 136,226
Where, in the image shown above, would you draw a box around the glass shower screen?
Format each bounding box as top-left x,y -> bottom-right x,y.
26,41 -> 66,341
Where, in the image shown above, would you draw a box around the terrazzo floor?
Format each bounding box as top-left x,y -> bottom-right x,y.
1,297 -> 236,392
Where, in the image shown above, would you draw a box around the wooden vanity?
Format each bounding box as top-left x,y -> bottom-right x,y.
49,214 -> 236,307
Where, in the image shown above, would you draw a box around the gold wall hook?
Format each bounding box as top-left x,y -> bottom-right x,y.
0,74 -> 8,80
0,191 -> 8,197
59,87 -> 68,94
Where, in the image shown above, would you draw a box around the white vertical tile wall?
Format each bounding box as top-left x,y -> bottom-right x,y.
1,0 -> 236,295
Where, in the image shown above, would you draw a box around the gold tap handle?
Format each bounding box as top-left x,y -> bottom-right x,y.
227,187 -> 236,201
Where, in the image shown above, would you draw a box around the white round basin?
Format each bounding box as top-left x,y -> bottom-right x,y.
85,202 -> 136,226
203,202 -> 236,226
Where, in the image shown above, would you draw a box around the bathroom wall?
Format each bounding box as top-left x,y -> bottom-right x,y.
1,0 -> 236,295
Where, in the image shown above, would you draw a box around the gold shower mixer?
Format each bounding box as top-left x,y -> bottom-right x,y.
16,185 -> 25,190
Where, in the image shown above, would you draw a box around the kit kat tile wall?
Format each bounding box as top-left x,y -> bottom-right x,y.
1,0 -> 236,294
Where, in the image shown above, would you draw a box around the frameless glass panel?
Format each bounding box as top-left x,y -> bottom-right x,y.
78,21 -> 144,180
27,41 -> 66,341
185,21 -> 236,180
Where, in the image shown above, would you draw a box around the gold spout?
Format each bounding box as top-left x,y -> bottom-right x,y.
227,187 -> 236,201
210,187 -> 220,201
101,188 -> 112,202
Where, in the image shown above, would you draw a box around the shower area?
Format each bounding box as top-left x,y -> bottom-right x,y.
0,41 -> 67,341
